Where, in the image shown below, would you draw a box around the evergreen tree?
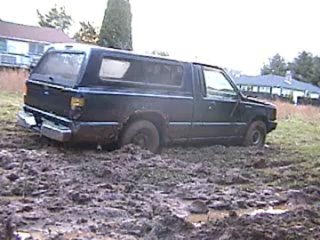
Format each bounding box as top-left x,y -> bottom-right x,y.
98,0 -> 132,50
261,53 -> 288,76
37,5 -> 72,33
289,51 -> 314,83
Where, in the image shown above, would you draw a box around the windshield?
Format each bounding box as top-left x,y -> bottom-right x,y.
31,52 -> 85,87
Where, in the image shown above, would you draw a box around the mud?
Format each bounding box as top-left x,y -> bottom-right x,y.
1,122 -> 320,239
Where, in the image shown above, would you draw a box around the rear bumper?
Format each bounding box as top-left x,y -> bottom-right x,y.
17,111 -> 72,142
17,106 -> 119,143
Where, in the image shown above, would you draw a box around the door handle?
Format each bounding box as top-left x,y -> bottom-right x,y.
208,102 -> 216,110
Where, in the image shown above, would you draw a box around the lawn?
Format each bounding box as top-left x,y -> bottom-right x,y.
0,91 -> 22,122
268,101 -> 320,157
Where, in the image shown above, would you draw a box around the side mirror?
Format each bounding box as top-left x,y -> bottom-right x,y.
29,64 -> 36,71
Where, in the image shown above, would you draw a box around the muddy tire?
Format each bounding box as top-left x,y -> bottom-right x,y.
243,120 -> 266,148
120,120 -> 160,153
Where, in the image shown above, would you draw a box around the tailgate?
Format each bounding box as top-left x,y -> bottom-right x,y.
25,81 -> 74,118
24,51 -> 85,118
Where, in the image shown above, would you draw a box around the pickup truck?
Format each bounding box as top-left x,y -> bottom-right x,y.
17,43 -> 277,152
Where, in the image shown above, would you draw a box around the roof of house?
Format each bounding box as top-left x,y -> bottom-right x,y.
0,20 -> 75,44
235,74 -> 320,94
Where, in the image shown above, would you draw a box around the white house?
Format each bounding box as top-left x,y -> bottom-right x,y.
0,20 -> 75,68
235,72 -> 320,103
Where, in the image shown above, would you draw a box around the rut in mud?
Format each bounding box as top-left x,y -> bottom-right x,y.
1,123 -> 320,239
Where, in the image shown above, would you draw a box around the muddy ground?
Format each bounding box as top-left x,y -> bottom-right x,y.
0,121 -> 320,239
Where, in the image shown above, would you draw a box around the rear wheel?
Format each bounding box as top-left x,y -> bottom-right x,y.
243,120 -> 267,148
120,120 -> 160,153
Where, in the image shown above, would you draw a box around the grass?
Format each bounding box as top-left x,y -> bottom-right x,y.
0,91 -> 23,122
268,101 -> 320,157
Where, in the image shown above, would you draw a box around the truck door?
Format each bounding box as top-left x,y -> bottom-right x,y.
191,65 -> 245,139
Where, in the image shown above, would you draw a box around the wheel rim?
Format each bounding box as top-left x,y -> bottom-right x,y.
251,129 -> 261,145
132,132 -> 149,149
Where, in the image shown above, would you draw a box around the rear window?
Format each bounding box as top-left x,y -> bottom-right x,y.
32,52 -> 84,86
99,57 -> 183,87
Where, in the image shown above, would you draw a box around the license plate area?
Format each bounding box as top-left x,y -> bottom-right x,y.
25,115 -> 37,126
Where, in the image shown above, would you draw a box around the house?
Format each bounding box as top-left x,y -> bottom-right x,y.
0,20 -> 75,68
234,72 -> 320,103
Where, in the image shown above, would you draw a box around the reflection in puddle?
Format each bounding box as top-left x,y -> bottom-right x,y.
186,204 -> 291,224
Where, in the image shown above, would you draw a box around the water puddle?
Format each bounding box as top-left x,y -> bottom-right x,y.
15,229 -> 109,240
185,204 -> 293,224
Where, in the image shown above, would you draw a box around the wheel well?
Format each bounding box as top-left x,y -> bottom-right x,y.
120,111 -> 167,144
245,115 -> 268,134
251,115 -> 268,126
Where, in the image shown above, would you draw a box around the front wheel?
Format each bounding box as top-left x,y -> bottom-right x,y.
243,120 -> 267,148
120,120 -> 160,153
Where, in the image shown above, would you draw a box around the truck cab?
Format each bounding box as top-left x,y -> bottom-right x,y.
18,43 -> 277,152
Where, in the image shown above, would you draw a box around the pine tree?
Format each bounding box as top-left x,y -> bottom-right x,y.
98,0 -> 133,50
261,53 -> 288,76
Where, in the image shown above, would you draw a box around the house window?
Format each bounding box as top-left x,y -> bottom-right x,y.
1,55 -> 16,65
240,85 -> 253,91
29,43 -> 44,55
259,86 -> 271,93
0,39 -> 7,52
252,86 -> 258,92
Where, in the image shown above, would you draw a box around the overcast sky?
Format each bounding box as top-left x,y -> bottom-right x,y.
1,0 -> 320,75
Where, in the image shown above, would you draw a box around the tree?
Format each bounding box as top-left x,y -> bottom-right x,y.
37,5 -> 72,33
261,53 -> 288,76
98,0 -> 132,50
289,51 -> 315,83
74,22 -> 99,44
151,50 -> 169,57
311,56 -> 320,86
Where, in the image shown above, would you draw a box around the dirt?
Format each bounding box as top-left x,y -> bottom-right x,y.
1,122 -> 320,239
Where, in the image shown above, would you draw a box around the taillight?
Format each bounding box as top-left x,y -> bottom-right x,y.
70,96 -> 85,110
23,82 -> 28,95
23,82 -> 28,103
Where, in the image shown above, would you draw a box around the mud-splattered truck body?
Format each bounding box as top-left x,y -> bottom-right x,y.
17,43 -> 277,152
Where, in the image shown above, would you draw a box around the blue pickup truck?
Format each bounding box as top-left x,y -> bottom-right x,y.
18,43 -> 277,152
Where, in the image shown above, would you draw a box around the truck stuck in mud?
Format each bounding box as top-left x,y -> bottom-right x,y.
17,43 -> 277,152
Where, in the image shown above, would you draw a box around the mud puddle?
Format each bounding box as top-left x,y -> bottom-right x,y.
185,204 -> 291,224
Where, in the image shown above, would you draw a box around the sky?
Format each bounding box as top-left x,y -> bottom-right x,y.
1,0 -> 320,75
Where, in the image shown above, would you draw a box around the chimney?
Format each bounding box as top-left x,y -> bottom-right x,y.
285,70 -> 292,84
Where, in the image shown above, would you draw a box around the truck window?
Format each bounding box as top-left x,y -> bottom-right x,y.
143,62 -> 183,87
32,52 -> 84,87
99,58 -> 143,83
203,67 -> 237,98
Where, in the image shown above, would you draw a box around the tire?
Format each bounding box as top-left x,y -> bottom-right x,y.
120,120 -> 160,153
243,120 -> 267,148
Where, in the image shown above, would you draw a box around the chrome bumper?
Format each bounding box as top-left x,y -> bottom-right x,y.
17,111 -> 72,142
